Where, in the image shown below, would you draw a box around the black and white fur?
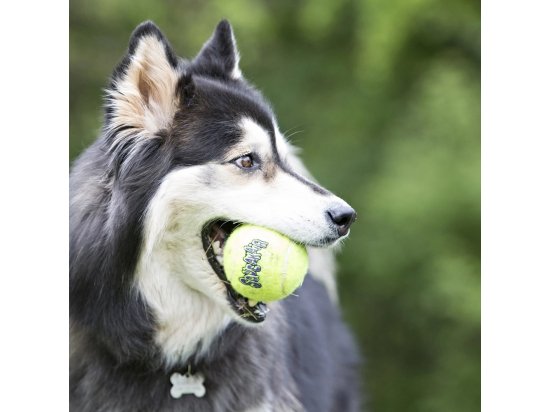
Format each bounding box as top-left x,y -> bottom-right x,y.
70,20 -> 361,411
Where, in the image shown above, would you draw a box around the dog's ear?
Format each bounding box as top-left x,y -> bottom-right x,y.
192,19 -> 242,80
106,21 -> 180,137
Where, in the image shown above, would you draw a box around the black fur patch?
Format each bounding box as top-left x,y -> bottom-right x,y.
170,76 -> 276,166
191,19 -> 239,81
177,73 -> 196,107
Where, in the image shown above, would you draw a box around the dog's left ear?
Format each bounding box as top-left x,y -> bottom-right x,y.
192,19 -> 242,80
106,21 -> 180,138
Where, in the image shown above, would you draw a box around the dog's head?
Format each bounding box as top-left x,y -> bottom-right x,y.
98,20 -> 355,362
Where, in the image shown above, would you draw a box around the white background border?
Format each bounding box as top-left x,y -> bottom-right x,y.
0,0 -> 68,410
483,0 -> 550,411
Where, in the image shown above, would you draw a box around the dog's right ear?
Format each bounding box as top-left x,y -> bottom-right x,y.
192,20 -> 242,80
106,21 -> 181,139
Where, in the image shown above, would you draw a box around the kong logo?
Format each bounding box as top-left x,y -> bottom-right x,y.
239,239 -> 269,288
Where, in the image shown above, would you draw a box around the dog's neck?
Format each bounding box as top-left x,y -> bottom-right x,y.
134,227 -> 235,367
148,282 -> 232,368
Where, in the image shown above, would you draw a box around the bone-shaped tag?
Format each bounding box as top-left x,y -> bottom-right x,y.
170,372 -> 206,399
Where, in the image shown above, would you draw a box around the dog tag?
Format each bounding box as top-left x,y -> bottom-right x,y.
170,371 -> 206,398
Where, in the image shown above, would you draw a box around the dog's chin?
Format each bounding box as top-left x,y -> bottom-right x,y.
201,219 -> 341,324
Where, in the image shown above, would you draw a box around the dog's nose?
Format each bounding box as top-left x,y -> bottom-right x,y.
327,205 -> 357,236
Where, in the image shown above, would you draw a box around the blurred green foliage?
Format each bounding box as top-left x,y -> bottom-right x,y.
70,0 -> 480,411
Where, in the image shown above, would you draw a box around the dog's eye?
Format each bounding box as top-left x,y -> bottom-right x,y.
239,155 -> 253,168
234,154 -> 257,170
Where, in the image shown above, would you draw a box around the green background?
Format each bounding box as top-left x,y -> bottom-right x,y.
70,1 -> 480,410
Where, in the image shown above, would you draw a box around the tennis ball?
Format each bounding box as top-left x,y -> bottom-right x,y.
223,224 -> 308,302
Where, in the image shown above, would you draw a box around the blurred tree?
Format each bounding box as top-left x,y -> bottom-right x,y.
70,1 -> 480,411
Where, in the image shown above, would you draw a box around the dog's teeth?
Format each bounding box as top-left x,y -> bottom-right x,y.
248,299 -> 257,307
212,241 -> 222,255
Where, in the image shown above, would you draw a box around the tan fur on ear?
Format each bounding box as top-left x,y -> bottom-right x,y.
107,36 -> 179,144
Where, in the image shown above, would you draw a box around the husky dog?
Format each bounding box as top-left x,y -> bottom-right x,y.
70,20 -> 361,411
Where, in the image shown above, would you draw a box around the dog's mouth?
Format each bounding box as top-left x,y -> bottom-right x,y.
201,219 -> 269,324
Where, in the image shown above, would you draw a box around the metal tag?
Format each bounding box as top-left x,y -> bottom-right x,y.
170,371 -> 206,399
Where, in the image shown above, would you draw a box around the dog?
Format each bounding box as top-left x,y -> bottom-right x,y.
70,20 -> 361,411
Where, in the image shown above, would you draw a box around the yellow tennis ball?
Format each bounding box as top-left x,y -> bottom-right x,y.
223,224 -> 309,302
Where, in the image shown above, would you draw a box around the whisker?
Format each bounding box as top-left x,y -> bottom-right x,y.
281,125 -> 301,136
285,129 -> 304,141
